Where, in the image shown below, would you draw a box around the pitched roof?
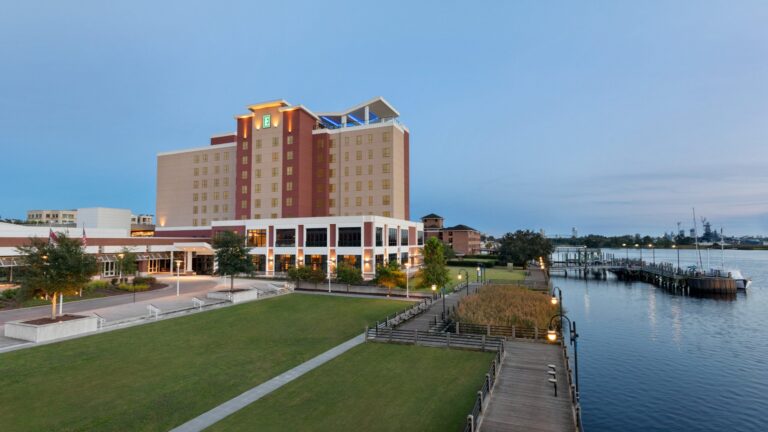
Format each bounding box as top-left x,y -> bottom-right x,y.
421,213 -> 443,219
444,224 -> 478,232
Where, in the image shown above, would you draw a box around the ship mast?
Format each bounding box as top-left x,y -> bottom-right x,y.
693,208 -> 703,269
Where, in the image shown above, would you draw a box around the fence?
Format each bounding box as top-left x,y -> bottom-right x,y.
450,322 -> 549,341
296,281 -> 434,298
365,327 -> 505,352
485,280 -> 551,292
463,343 -> 505,432
372,297 -> 434,329
560,336 -> 584,431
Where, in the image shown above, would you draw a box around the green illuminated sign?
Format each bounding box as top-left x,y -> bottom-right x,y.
263,114 -> 271,128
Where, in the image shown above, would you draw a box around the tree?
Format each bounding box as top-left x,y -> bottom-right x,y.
374,261 -> 406,297
287,266 -> 326,286
212,231 -> 254,292
497,230 -> 554,267
420,237 -> 449,289
115,247 -> 138,283
335,262 -> 363,285
443,244 -> 457,260
16,234 -> 98,319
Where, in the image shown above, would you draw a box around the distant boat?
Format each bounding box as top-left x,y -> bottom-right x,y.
727,270 -> 752,290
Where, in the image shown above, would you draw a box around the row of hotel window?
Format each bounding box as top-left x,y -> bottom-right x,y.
239,164 -> 391,181
244,227 -> 424,248
239,195 -> 391,209
238,148 -> 392,165
238,132 -> 393,152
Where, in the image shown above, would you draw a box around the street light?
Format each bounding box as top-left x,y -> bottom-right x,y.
547,313 -> 580,401
648,243 -> 655,265
672,244 -> 680,273
117,253 -> 125,284
622,243 -> 628,263
458,269 -> 469,295
327,258 -> 335,293
404,262 -> 411,299
175,259 -> 182,296
635,244 -> 642,264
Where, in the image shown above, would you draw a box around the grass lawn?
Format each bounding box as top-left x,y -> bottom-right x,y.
409,266 -> 526,292
207,343 -> 494,432
0,294 -> 405,432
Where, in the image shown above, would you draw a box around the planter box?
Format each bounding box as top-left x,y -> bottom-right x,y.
5,315 -> 99,343
207,289 -> 261,304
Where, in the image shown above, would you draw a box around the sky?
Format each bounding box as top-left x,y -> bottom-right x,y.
1,1 -> 767,236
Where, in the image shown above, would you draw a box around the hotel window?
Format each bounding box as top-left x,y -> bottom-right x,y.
382,132 -> 390,142
194,168 -> 199,176
286,181 -> 293,192
193,193 -> 199,202
344,167 -> 349,177
203,154 -> 208,162
383,148 -> 391,158
286,151 -> 293,161
329,183 -> 336,193
376,228 -> 383,246
272,152 -> 279,162
202,179 -> 208,188
201,205 -> 207,214
329,138 -> 335,148
193,219 -> 198,226
275,229 -> 295,247
255,154 -> 262,163
223,178 -> 229,186
287,135 -> 294,145
272,167 -> 279,177
271,213 -> 278,218
388,228 -> 397,246
242,141 -> 248,150
368,149 -> 373,159
193,180 -> 199,189
344,152 -> 349,162
316,153 -> 324,163
213,204 -> 219,213
202,167 -> 208,175
401,228 -> 409,246
382,195 -> 391,205
382,179 -> 391,189
368,196 -> 373,206
417,231 -> 424,245
241,200 -> 247,209
254,213 -> 261,219
382,163 -> 391,174
286,197 -> 293,207
214,178 -> 220,187
329,198 -> 336,207
355,136 -> 362,145
355,181 -> 362,191
223,191 -> 229,199
305,228 -> 327,247
355,197 -> 362,207
241,170 -> 247,180
194,155 -> 200,163
355,166 -> 362,176
286,166 -> 293,176
356,150 -> 362,161
255,169 -> 261,178
367,134 -> 373,143
329,169 -> 335,178
271,198 -> 278,208
193,206 -> 198,214
338,227 -> 361,247
247,229 -> 267,247
316,184 -> 324,193
368,180 -> 373,190
271,183 -> 278,192
214,191 -> 220,200
241,185 -> 247,195
202,193 -> 207,201
255,139 -> 262,149
224,165 -> 229,173
215,153 -> 220,161
201,218 -> 207,225
224,152 -> 229,160
272,137 -> 279,147
254,199 -> 261,208
255,184 -> 261,192
223,204 -> 229,212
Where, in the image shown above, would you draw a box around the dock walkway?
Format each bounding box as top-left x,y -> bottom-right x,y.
480,341 -> 576,432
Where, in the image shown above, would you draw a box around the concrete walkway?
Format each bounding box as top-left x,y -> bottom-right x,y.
170,333 -> 366,432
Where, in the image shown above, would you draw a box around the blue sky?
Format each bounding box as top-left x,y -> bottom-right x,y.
2,1 -> 767,236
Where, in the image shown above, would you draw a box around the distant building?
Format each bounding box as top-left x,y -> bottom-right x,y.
571,227 -> 578,238
26,209 -> 77,225
131,214 -> 154,225
421,213 -> 481,256
77,208 -> 132,232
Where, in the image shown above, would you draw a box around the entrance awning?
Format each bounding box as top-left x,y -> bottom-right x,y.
173,242 -> 214,255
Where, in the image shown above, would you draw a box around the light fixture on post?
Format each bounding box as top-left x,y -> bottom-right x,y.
175,259 -> 182,297
327,257 -> 335,293
404,262 -> 411,299
458,269 -> 469,295
547,313 -> 580,401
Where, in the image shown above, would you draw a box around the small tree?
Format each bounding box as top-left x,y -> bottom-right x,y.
420,237 -> 450,289
16,234 -> 98,319
115,247 -> 138,283
335,262 -> 363,285
213,231 -> 254,292
375,261 -> 406,297
497,230 -> 554,267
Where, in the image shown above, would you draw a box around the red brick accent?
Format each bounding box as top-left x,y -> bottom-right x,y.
154,229 -> 212,238
0,236 -> 210,247
212,225 -> 245,237
298,224 -> 304,246
210,134 -> 236,145
312,133 -> 331,216
282,109 -> 317,217
235,117 -> 252,220
364,222 -> 373,247
404,131 -> 410,220
409,226 -> 416,245
329,224 -> 336,247
268,225 -> 274,247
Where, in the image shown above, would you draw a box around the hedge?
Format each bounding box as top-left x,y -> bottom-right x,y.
447,260 -> 496,268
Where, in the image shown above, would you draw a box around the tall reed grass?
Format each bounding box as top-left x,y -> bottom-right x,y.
456,285 -> 559,329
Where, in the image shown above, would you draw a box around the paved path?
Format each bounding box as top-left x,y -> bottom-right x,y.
480,341 -> 575,432
170,333 -> 366,432
396,282 -> 478,332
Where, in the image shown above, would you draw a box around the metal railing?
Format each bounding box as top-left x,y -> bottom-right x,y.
371,297 -> 433,329
463,342 -> 505,432
365,327 -> 505,352
450,322 -> 548,341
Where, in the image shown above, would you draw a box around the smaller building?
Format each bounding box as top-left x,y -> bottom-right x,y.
77,208 -> 132,232
131,214 -> 154,225
421,214 -> 482,256
26,209 -> 77,225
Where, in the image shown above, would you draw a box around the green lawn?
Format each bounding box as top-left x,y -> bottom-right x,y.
0,294 -> 405,432
409,266 -> 526,292
207,343 -> 494,432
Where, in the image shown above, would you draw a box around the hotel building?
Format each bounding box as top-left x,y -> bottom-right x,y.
156,97 -> 410,228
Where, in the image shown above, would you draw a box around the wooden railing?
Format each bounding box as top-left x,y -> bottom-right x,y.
371,297 -> 433,329
365,327 -> 505,352
462,343 -> 505,432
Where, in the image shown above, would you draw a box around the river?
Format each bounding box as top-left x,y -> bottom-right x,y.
554,248 -> 768,432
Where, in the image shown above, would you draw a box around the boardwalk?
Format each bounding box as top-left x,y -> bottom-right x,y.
396,283 -> 478,332
481,341 -> 576,432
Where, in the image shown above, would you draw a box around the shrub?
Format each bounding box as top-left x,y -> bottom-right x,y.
132,276 -> 157,285
117,283 -> 150,292
335,263 -> 363,285
0,288 -> 19,301
87,280 -> 110,290
447,260 -> 496,268
287,267 -> 327,284
456,285 -> 558,329
110,278 -> 118,286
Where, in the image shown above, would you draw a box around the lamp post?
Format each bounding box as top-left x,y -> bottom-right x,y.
622,243 -> 628,264
649,243 -> 655,265
117,253 -> 124,284
327,258 -> 335,293
635,243 -> 641,266
404,262 -> 411,299
175,259 -> 182,297
672,244 -> 680,273
546,314 -> 580,401
458,269 -> 469,295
